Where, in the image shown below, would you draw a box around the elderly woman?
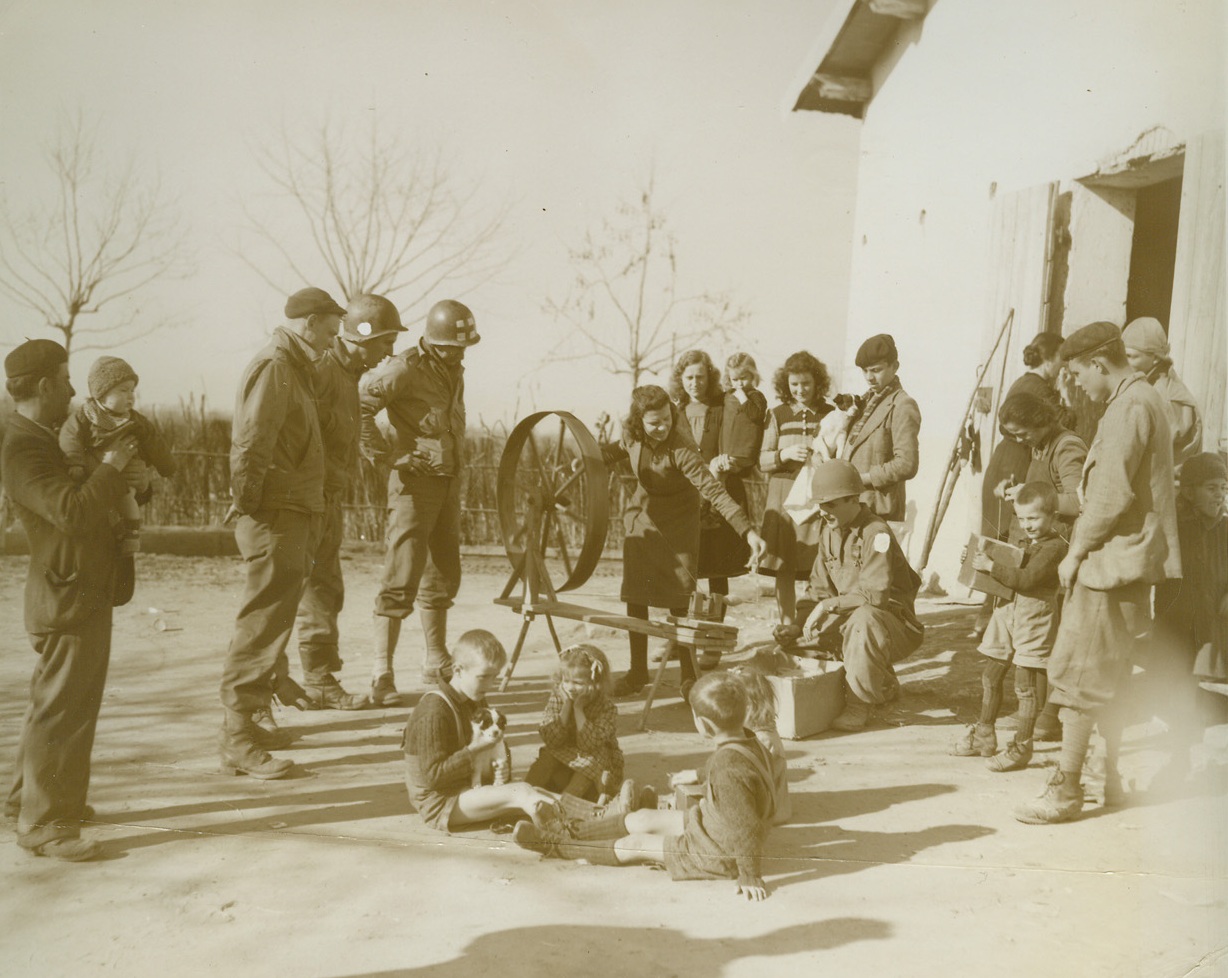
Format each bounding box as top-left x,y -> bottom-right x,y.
602,385 -> 767,696
1122,317 -> 1203,466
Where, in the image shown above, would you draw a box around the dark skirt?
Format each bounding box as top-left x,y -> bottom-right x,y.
698,472 -> 752,579
620,485 -> 699,608
758,472 -> 821,579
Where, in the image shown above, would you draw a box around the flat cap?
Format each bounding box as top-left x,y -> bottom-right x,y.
344,294 -> 406,340
1059,321 -> 1121,362
1179,451 -> 1228,489
1122,317 -> 1170,358
5,338 -> 67,381
855,333 -> 898,368
284,287 -> 346,320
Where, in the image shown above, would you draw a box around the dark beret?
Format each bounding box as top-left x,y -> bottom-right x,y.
855,333 -> 898,368
5,338 -> 67,381
1059,321 -> 1121,362
1179,452 -> 1228,489
284,287 -> 346,320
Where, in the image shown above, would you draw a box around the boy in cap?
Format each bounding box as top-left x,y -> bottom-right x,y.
3,339 -> 138,860
839,333 -> 921,535
288,293 -> 407,710
359,298 -> 480,705
218,286 -> 343,778
1015,321 -> 1180,824
1122,317 -> 1203,466
798,459 -> 925,730
59,355 -> 176,554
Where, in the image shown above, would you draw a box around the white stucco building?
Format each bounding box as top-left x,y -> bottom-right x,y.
791,0 -> 1226,584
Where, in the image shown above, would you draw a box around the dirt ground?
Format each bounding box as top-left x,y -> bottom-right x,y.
2,551 -> 1226,978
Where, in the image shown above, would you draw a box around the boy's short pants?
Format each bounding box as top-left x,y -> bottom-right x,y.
978,595 -> 1058,671
661,806 -> 737,882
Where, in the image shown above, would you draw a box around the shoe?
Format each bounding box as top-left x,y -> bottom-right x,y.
831,697 -> 871,732
273,675 -> 312,711
951,723 -> 997,757
773,623 -> 802,648
528,799 -> 568,836
219,714 -> 294,780
31,837 -> 102,862
638,786 -> 659,811
882,673 -> 901,703
612,672 -> 648,697
512,820 -> 564,856
1014,769 -> 1084,824
987,739 -> 1033,772
698,650 -> 721,671
304,676 -> 370,711
5,804 -> 95,827
371,673 -> 401,707
250,707 -> 294,750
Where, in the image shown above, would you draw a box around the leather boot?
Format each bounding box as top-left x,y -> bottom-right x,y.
220,711 -> 294,779
371,616 -> 402,705
419,608 -> 453,683
1014,768 -> 1084,824
249,706 -> 295,750
304,675 -> 370,710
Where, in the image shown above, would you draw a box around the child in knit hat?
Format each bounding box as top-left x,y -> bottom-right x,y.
60,356 -> 176,554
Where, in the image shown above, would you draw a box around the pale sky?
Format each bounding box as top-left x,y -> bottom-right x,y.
0,0 -> 861,427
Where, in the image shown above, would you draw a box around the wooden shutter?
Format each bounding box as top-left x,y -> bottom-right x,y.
1168,131 -> 1226,453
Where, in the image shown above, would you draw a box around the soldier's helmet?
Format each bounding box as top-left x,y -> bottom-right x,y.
809,460 -> 865,504
424,300 -> 480,347
344,294 -> 407,341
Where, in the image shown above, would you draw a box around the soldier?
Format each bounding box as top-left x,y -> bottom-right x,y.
359,299 -> 478,704
2,339 -> 137,860
1015,321 -> 1180,824
798,459 -> 925,731
219,287 -> 343,779
289,293 -> 407,710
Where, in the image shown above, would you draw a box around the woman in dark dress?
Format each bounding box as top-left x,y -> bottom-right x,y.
602,386 -> 767,696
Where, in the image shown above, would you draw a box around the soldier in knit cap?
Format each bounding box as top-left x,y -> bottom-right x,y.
2,339 -> 138,861
1122,317 -> 1203,466
218,287 -> 343,778
59,355 -> 176,554
288,293 -> 407,710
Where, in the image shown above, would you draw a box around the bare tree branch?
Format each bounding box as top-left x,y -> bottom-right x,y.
0,111 -> 191,358
541,175 -> 748,391
236,115 -> 513,317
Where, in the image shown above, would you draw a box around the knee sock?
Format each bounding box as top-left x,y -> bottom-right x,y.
1058,707 -> 1095,780
1015,668 -> 1039,742
555,793 -> 602,822
627,605 -> 649,677
979,659 -> 1010,725
569,812 -> 628,841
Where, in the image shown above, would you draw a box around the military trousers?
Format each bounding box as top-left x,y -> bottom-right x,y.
374,476 -> 461,620
295,498 -> 345,682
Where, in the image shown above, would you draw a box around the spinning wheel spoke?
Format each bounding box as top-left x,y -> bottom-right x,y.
525,433 -> 556,497
552,516 -> 575,578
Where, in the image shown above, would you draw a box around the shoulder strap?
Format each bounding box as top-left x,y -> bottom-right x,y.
721,742 -> 779,821
422,688 -> 467,745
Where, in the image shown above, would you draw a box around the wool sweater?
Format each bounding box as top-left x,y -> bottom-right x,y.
402,681 -> 478,800
694,734 -> 774,886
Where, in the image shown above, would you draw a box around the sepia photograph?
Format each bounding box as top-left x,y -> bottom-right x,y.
1,2 -> 1225,975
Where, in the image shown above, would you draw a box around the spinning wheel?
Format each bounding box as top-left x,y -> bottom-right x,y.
497,411 -> 608,597
494,411 -> 738,728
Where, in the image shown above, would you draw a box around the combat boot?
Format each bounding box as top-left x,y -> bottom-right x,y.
419,608 -> 454,684
304,675 -> 370,711
250,705 -> 295,750
220,711 -> 294,780
831,686 -> 871,732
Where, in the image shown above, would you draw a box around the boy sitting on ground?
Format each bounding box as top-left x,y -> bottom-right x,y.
511,671 -> 775,903
402,629 -> 563,833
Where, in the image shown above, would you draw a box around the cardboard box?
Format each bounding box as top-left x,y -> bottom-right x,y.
766,662 -> 846,740
672,782 -> 705,812
958,533 -> 1023,601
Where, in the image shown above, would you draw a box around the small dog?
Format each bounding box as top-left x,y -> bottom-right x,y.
470,707 -> 512,787
811,393 -> 863,462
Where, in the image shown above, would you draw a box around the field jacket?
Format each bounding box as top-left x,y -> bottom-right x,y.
229,326 -> 325,515
315,337 -> 367,499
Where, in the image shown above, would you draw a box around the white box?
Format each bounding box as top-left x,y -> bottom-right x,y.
766,663 -> 846,740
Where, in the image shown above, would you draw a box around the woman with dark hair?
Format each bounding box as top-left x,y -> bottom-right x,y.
975,332 -> 1068,638
602,385 -> 767,696
669,351 -> 750,639
997,392 -> 1087,530
758,351 -> 833,638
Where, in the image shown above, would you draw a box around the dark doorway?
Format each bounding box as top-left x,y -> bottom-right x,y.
1125,175 -> 1183,328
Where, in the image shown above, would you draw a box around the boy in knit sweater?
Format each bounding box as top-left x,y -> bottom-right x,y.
402,629 -> 564,832
511,671 -> 775,902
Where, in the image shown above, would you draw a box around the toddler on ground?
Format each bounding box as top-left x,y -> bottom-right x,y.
512,671 -> 777,903
59,356 -> 175,554
952,482 -> 1067,772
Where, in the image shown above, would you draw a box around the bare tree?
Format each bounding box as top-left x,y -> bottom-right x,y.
543,174 -> 748,388
0,114 -> 189,357
238,117 -> 510,308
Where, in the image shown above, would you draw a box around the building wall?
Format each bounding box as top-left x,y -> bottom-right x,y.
834,0 -> 1225,583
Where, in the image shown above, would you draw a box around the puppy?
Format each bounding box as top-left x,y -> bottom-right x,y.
470,706 -> 512,787
812,394 -> 863,462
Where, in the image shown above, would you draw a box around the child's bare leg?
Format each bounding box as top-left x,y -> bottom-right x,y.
623,807 -> 684,835
449,782 -> 558,829
775,569 -> 797,626
613,834 -> 669,866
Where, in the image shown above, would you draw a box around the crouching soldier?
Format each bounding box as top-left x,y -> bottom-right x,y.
796,459 -> 924,731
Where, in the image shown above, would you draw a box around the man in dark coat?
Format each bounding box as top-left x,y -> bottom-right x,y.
2,339 -> 137,861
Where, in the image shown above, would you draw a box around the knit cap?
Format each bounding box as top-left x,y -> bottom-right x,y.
1121,317 -> 1171,359
88,356 -> 139,400
1179,452 -> 1228,489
